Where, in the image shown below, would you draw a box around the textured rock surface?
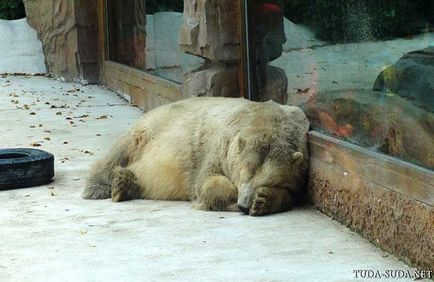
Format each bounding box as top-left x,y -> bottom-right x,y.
182,65 -> 240,98
296,90 -> 434,169
256,65 -> 288,104
179,0 -> 240,62
24,0 -> 99,83
373,47 -> 434,112
0,19 -> 46,74
308,131 -> 434,271
309,172 -> 434,271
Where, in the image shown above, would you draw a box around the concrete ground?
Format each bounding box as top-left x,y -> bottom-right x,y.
0,76 -> 424,282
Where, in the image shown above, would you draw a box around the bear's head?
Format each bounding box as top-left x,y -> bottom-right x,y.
222,103 -> 309,214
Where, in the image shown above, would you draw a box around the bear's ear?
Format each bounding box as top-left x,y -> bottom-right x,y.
291,152 -> 303,166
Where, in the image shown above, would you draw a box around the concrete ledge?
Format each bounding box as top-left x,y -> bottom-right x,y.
308,131 -> 434,270
101,61 -> 183,111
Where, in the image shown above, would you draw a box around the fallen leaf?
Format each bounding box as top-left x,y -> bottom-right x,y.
51,104 -> 69,109
44,137 -> 51,141
67,88 -> 80,93
96,115 -> 109,120
297,88 -> 310,94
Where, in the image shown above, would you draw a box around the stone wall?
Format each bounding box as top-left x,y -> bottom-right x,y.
23,0 -> 99,83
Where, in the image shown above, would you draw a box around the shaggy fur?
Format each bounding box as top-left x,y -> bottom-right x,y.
82,97 -> 309,216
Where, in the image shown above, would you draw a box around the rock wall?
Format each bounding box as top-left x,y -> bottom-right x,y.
23,0 -> 99,83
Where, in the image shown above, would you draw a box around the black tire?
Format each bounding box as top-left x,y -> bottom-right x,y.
0,148 -> 54,190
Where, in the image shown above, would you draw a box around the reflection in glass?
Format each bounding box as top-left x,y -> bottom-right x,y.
106,0 -> 204,83
106,0 -> 146,70
248,0 -> 434,169
144,0 -> 203,83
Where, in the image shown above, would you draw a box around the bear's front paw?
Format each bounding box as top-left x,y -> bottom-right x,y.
250,187 -> 273,216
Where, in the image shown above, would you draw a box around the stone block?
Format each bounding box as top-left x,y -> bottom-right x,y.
182,65 -> 240,98
179,0 -> 240,62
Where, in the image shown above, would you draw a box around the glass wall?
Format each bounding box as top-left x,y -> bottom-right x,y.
106,0 -> 204,83
106,0 -> 146,70
247,0 -> 434,169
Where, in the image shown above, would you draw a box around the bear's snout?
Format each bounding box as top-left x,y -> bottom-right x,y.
238,205 -> 250,215
237,183 -> 255,214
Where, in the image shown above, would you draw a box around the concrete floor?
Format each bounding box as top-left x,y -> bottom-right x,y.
0,76 -> 422,282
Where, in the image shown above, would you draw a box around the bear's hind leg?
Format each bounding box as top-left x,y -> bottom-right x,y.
111,166 -> 142,202
197,176 -> 239,212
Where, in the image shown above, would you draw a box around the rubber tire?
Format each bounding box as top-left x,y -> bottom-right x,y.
0,148 -> 54,190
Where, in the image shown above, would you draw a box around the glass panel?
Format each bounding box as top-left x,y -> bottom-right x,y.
247,0 -> 434,169
106,0 -> 146,70
106,0 -> 204,83
144,0 -> 204,83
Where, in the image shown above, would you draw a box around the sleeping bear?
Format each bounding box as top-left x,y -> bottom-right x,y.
82,97 -> 309,216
